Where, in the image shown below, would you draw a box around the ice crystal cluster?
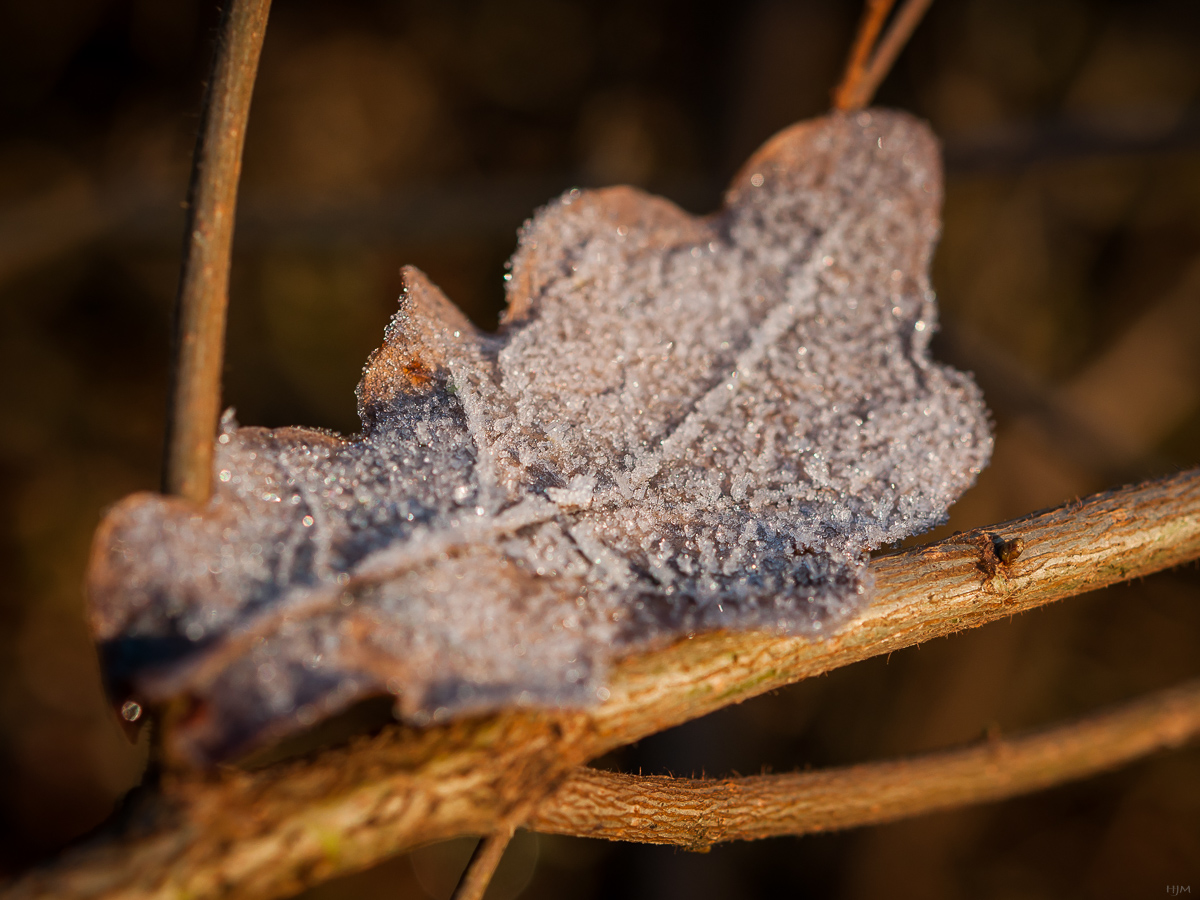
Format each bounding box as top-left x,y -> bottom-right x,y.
89,110 -> 991,764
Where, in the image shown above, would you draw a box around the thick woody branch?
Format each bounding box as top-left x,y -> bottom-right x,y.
163,0 -> 271,503
5,469 -> 1199,900
531,678 -> 1200,848
586,467 -> 1200,754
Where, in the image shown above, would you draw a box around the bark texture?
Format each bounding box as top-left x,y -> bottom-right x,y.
531,678 -> 1200,847
5,469 -> 1199,900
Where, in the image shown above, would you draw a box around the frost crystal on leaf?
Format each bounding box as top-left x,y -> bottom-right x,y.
89,110 -> 991,765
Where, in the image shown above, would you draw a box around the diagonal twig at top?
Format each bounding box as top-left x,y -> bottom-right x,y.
834,0 -> 935,112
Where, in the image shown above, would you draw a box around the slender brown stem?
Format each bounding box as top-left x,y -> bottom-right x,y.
833,0 -> 934,112
6,470 -> 1200,900
450,831 -> 514,900
854,0 -> 935,109
833,0 -> 896,111
531,679 -> 1200,848
163,0 -> 272,504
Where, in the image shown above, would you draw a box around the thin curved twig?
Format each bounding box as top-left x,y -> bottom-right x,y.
450,831 -> 514,900
5,470 -> 1199,900
163,0 -> 272,504
531,678 -> 1200,847
834,0 -> 934,112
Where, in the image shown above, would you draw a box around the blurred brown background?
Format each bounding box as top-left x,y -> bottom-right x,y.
1,0 -> 1199,896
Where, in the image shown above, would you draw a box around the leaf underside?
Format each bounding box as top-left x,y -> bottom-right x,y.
88,109 -> 991,766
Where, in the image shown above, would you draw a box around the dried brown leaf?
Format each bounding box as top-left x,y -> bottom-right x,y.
89,109 -> 991,766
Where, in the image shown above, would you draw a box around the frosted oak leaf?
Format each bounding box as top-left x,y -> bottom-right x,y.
88,110 -> 991,766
